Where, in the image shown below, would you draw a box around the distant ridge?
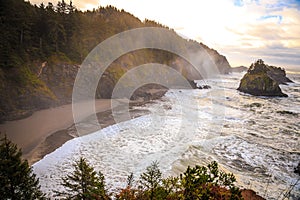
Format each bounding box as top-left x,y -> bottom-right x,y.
231,66 -> 248,73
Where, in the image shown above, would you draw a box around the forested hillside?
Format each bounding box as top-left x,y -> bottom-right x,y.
0,0 -> 232,121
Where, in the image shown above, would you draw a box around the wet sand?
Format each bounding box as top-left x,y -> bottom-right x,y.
26,109 -> 116,164
0,98 -> 153,165
0,99 -> 114,162
0,88 -> 167,165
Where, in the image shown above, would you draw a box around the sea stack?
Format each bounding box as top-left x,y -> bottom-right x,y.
237,59 -> 292,97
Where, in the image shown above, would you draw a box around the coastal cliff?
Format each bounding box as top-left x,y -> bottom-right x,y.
0,2 -> 232,122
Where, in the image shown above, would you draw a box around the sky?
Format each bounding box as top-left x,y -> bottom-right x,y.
29,0 -> 300,71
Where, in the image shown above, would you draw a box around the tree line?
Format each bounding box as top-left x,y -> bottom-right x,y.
0,0 -> 171,68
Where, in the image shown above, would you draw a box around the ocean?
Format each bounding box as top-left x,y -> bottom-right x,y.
33,72 -> 300,199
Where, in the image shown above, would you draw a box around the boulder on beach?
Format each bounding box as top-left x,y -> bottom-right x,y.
237,59 -> 292,97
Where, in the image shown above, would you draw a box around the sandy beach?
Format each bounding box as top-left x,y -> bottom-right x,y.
0,87 -> 166,164
0,99 -> 114,163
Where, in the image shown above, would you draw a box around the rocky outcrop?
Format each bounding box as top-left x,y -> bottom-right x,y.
237,59 -> 291,97
0,58 -> 82,122
188,80 -> 211,89
189,80 -> 199,89
39,62 -> 79,105
130,84 -> 168,101
238,72 -> 287,97
266,67 -> 293,85
0,65 -> 57,122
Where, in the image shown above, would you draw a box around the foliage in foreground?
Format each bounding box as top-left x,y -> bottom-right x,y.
57,158 -> 242,200
54,157 -> 109,200
0,134 -> 46,199
0,134 -> 242,199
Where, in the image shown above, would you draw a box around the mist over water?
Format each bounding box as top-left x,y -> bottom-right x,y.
33,72 -> 300,199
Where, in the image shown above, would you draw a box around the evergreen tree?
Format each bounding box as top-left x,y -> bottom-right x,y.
115,161 -> 243,200
55,157 -> 110,199
138,161 -> 163,200
56,0 -> 68,14
0,134 -> 46,199
181,161 -> 242,200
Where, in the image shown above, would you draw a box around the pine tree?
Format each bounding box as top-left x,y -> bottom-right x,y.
0,134 -> 46,199
139,161 -> 163,200
55,157 -> 110,199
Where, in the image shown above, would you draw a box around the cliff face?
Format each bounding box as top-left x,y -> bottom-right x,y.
39,62 -> 79,105
0,65 -> 57,121
237,59 -> 292,97
266,67 -> 293,84
0,44 -> 232,122
203,47 -> 231,74
238,72 -> 287,97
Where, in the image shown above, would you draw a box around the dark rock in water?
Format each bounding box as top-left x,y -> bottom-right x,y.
202,85 -> 211,89
295,162 -> 300,176
188,80 -> 199,89
276,110 -> 298,116
244,102 -> 263,108
188,80 -> 211,89
130,84 -> 168,101
238,73 -> 287,97
237,59 -> 291,97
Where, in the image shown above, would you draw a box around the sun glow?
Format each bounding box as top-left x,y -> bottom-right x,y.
82,3 -> 96,11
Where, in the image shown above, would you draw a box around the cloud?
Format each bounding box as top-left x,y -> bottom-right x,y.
258,15 -> 282,23
234,18 -> 299,44
215,0 -> 300,70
